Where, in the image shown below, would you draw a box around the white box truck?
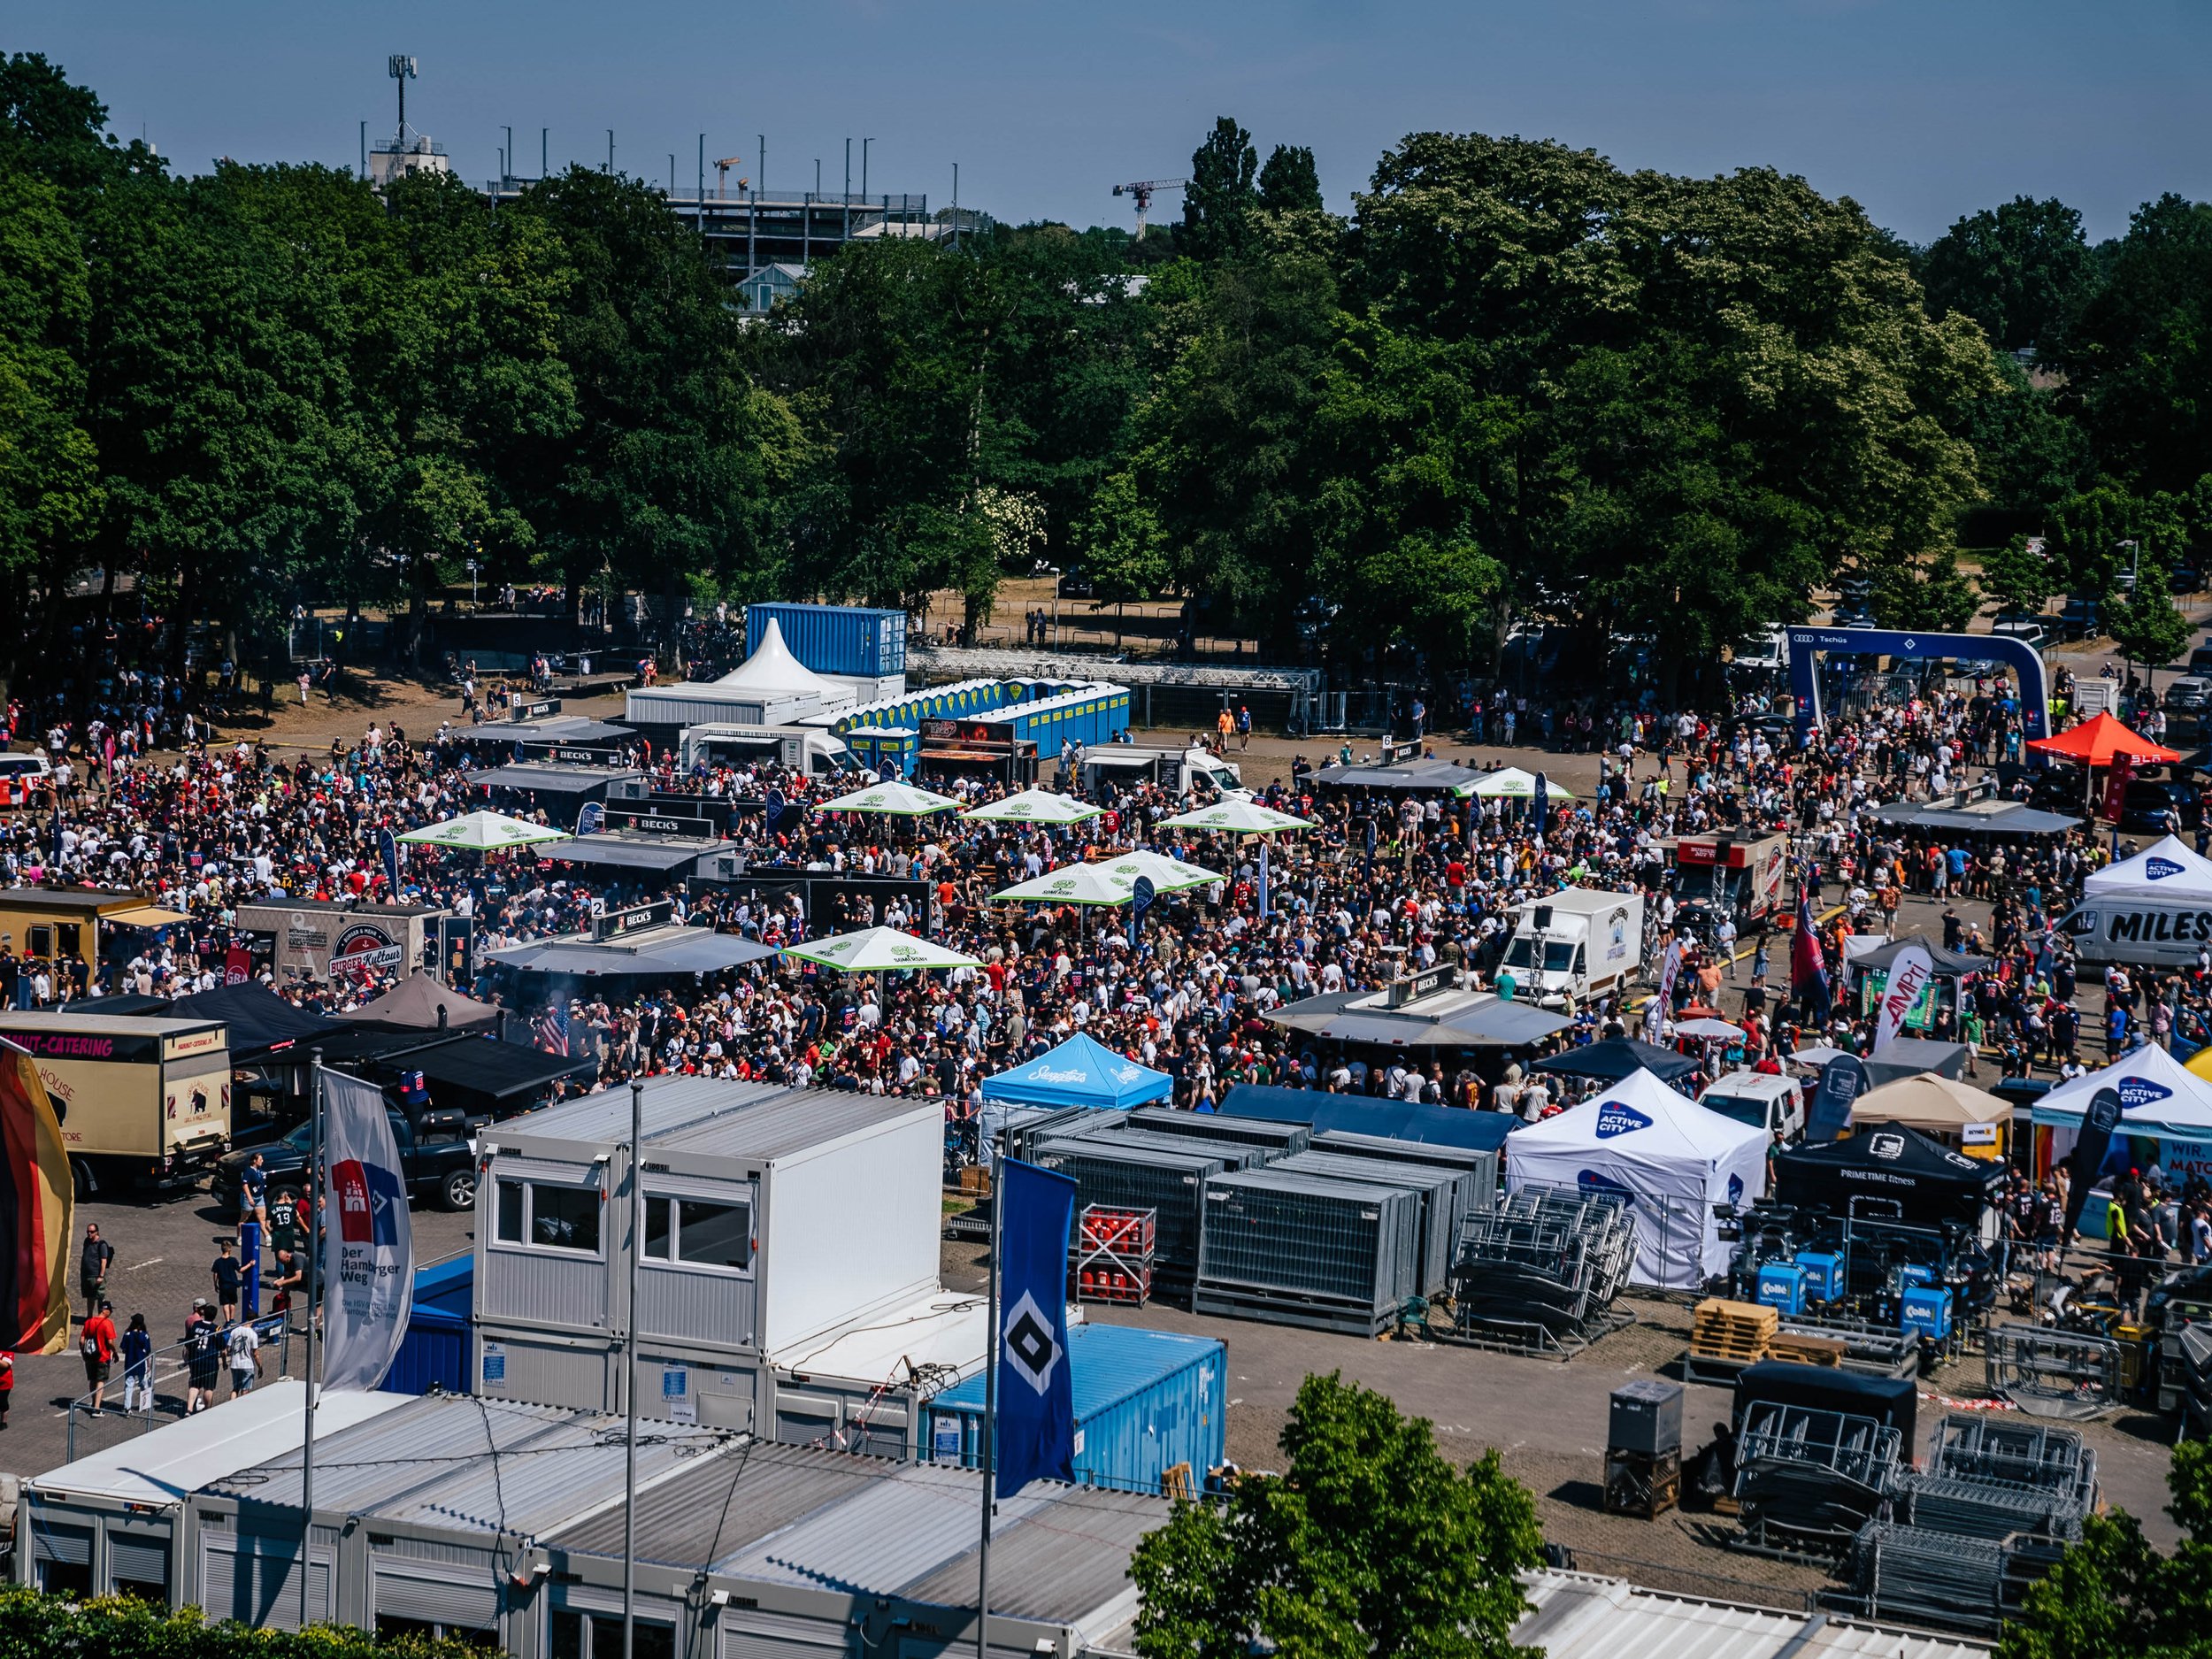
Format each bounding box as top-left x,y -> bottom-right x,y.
679,723 -> 863,780
1498,888 -> 1645,1005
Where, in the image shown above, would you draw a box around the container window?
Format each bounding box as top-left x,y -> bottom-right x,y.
552,1608 -> 672,1659
642,1195 -> 672,1260
27,925 -> 51,958
529,1185 -> 601,1254
676,1199 -> 751,1270
495,1181 -> 525,1244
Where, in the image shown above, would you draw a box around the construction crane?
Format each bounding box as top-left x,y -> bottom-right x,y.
1112,177 -> 1187,238
714,157 -> 750,198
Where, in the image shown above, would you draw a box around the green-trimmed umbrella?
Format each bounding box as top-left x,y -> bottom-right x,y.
397,810 -> 571,850
784,926 -> 980,972
992,863 -> 1138,907
1469,767 -> 1577,801
959,787 -> 1102,826
813,780 -> 961,816
1089,849 -> 1221,894
1158,798 -> 1314,834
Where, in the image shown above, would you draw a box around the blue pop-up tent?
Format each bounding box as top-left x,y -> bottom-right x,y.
980,1033 -> 1172,1110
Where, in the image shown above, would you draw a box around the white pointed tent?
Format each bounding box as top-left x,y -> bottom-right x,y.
1505,1067 -> 1769,1288
2084,834 -> 2212,900
710,617 -> 847,701
2031,1043 -> 2212,1148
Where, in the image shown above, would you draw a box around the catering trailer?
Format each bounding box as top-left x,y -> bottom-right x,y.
233,898 -> 447,987
0,1012 -> 230,1196
1672,832 -> 1789,925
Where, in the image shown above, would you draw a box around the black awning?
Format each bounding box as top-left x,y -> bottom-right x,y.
167,982 -> 341,1056
1527,1037 -> 1699,1085
1772,1119 -> 2003,1225
391,1034 -> 595,1099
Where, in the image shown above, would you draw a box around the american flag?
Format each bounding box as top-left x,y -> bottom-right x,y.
533,1005 -> 570,1056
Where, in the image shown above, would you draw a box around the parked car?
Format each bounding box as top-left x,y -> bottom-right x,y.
1990,615 -> 2049,654
2186,643 -> 2212,679
212,1103 -> 479,1217
2059,596 -> 2102,641
1056,570 -> 1097,601
2118,778 -> 2207,833
2164,677 -> 2212,714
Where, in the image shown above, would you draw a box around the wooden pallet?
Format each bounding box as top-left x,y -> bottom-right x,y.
1692,1299 -> 1778,1363
1768,1332 -> 1846,1368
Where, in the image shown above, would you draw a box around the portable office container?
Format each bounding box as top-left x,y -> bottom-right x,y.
472,1078 -> 945,1434
623,684 -> 823,731
387,1254 -> 472,1396
1195,1168 -> 1425,1334
1272,1149 -> 1466,1294
14,1381 -> 410,1604
748,603 -> 907,678
927,1323 -> 1227,1495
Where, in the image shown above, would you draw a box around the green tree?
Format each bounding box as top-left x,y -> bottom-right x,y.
1130,1372 -> 1541,1659
2107,584 -> 2192,673
1978,534 -> 2058,617
1999,1440 -> 2212,1659
1955,354 -> 2092,521
2054,194 -> 2212,496
1181,117 -> 1260,262
1922,196 -> 2093,354
1258,145 -> 1324,215
2046,483 -> 2186,601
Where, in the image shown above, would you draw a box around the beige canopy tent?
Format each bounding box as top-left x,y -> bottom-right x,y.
340,973 -> 500,1031
1847,1071 -> 2013,1157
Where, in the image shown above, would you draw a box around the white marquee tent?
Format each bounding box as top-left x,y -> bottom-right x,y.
2030,1041 -> 2212,1147
709,617 -> 847,701
1506,1067 -> 1769,1288
2083,834 -> 2212,900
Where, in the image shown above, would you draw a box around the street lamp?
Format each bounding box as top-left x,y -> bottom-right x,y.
465,557 -> 480,611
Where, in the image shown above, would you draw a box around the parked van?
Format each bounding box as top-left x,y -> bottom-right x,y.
679,723 -> 861,780
0,1012 -> 232,1197
1699,1070 -> 1807,1142
1080,746 -> 1241,798
1498,888 -> 1645,1005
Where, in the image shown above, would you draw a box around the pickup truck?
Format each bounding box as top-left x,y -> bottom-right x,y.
212,1105 -> 478,1217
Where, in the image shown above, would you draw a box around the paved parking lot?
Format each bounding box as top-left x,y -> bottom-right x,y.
0,1187 -> 474,1481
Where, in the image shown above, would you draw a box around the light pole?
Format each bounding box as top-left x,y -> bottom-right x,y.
466,558 -> 480,611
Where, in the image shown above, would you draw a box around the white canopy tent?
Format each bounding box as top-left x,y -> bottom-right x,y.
1505,1067 -> 1769,1288
2082,834 -> 2212,900
710,616 -> 847,701
1469,766 -> 1578,801
2030,1042 -> 2212,1148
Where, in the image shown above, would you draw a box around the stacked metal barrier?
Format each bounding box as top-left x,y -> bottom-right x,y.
1730,1403 -> 1902,1557
1446,1187 -> 1637,1349
1986,1325 -> 2124,1418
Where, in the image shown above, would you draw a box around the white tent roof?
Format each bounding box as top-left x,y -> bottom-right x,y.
2030,1042 -> 2212,1138
711,617 -> 846,700
1509,1066 -> 1765,1172
2084,834 -> 2212,900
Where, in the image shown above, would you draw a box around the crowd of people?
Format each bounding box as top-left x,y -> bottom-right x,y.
14,643 -> 2212,1415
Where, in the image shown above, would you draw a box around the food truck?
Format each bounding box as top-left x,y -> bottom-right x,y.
233,899 -> 447,987
1671,832 -> 1789,926
0,1013 -> 231,1196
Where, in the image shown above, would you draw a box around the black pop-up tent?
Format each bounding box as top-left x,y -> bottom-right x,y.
168,980 -> 341,1059
1771,1120 -> 2005,1227
1527,1037 -> 1699,1086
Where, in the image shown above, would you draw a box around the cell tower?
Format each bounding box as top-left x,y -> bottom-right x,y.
367,52 -> 449,189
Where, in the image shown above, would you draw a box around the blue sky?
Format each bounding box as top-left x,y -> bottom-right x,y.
10,0 -> 2209,243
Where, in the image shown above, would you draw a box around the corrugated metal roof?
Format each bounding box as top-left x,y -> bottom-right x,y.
28,1382 -> 411,1507
652,1090 -> 932,1162
374,1411 -> 740,1534
548,1440 -> 882,1565
895,1484 -> 1158,1621
931,1322 -> 1219,1424
204,1394 -> 580,1516
492,1075 -> 786,1148
1511,1571 -> 1989,1659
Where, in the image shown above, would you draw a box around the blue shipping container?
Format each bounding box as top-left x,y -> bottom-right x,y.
386,1254 -> 472,1396
749,603 -> 907,678
926,1322 -> 1225,1494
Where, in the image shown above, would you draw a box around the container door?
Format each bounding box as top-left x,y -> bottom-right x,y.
110,1533 -> 170,1600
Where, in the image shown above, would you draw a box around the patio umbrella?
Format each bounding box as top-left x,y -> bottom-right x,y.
1157,799 -> 1315,833
784,926 -> 980,972
1469,767 -> 1578,801
1676,1017 -> 1747,1041
1089,849 -> 1221,895
814,780 -> 961,816
959,787 -> 1101,826
993,863 -> 1139,907
398,810 -> 570,850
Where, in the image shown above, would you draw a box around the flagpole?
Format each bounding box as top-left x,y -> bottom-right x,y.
623,1079 -> 643,1659
977,1158 -> 1002,1659
299,1048 -> 323,1629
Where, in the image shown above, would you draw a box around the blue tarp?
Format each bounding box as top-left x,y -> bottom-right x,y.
1217,1083 -> 1518,1151
979,1033 -> 1172,1110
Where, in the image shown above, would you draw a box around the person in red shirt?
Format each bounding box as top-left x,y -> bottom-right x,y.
81,1300 -> 118,1417
0,1347 -> 13,1430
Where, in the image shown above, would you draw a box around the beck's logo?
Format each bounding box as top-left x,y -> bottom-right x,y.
1594,1102 -> 1652,1138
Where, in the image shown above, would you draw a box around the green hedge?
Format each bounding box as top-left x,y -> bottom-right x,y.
0,1586 -> 490,1657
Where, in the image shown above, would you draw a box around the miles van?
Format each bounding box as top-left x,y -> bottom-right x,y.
0,1013 -> 231,1197
1499,888 -> 1645,1005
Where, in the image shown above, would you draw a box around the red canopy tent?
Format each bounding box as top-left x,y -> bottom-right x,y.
2024,711 -> 2178,766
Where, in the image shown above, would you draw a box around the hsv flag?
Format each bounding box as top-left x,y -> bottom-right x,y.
319,1069 -> 413,1391
0,1039 -> 71,1354
994,1157 -> 1078,1498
